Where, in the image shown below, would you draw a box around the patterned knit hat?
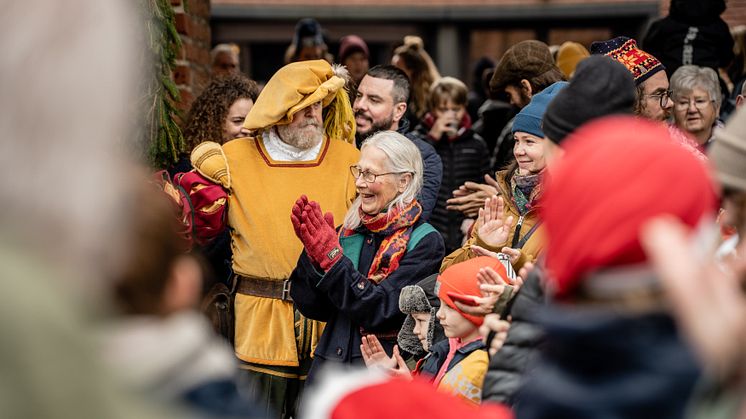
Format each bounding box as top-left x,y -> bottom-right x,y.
590,37 -> 665,86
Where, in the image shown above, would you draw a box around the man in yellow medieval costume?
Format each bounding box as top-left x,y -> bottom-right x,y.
190,60 -> 360,418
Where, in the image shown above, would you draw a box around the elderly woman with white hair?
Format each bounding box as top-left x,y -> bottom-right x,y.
670,65 -> 723,147
290,130 -> 444,379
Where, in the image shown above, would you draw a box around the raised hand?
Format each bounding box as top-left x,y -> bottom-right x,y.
360,335 -> 396,369
500,247 -> 521,265
453,265 -> 511,316
479,314 -> 511,356
299,200 -> 342,271
477,196 -> 514,248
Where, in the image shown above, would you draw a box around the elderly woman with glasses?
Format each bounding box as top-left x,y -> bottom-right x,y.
670,65 -> 722,147
289,130 -> 445,380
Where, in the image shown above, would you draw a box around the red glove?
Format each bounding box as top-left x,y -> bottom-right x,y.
290,195 -> 309,239
300,201 -> 342,271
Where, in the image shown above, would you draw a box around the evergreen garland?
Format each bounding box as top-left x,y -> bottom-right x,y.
143,0 -> 187,169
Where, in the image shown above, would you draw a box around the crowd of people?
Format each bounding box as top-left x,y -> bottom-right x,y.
7,0 -> 746,418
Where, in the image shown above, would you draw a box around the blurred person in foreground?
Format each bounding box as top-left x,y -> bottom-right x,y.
290,131 -> 444,381
101,180 -> 264,418
641,104 -> 746,419
516,116 -> 717,418
187,60 -> 360,418
0,0 -> 176,417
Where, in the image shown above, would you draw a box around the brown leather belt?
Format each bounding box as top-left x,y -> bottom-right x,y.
234,275 -> 293,302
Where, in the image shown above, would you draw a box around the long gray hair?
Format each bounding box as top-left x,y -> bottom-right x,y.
343,131 -> 423,230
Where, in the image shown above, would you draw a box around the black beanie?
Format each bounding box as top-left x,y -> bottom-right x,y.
542,55 -> 636,144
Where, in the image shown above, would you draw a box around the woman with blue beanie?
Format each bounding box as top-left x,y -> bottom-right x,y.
441,81 -> 568,272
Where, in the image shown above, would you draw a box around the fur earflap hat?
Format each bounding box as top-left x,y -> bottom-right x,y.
397,274 -> 445,356
243,59 -> 356,143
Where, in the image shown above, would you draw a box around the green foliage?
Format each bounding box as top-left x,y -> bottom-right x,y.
143,0 -> 186,169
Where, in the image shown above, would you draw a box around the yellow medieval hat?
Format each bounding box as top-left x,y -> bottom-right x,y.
243,59 -> 355,143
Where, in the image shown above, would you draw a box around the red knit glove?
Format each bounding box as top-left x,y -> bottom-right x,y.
300,201 -> 342,271
290,195 -> 309,239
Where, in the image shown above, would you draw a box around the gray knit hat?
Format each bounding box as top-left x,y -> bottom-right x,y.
708,105 -> 746,192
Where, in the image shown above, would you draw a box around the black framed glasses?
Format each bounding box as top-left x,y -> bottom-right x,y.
643,90 -> 672,108
349,166 -> 408,183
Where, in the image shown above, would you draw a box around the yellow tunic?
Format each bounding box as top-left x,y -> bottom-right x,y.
222,135 -> 359,366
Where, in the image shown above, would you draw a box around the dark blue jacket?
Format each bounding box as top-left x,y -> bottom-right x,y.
417,338 -> 487,380
514,304 -> 699,419
290,219 -> 444,380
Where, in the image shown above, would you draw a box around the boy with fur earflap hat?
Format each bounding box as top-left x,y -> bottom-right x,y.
362,256 -> 509,406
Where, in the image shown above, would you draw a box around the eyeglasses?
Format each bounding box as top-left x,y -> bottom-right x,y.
673,97 -> 716,111
349,166 -> 408,183
643,90 -> 672,108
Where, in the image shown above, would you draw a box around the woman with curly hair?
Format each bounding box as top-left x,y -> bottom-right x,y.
392,36 -> 441,126
182,73 -> 259,152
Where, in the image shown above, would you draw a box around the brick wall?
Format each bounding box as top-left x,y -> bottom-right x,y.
661,0 -> 746,27
173,0 -> 211,113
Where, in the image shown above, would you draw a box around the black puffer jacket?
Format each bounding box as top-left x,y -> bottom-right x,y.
642,0 -> 733,78
413,113 -> 490,253
481,266 -> 546,405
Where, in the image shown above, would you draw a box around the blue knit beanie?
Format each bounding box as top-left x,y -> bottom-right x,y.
512,81 -> 568,138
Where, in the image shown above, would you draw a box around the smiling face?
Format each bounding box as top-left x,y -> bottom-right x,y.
222,98 -> 253,142
436,299 -> 477,340
411,312 -> 431,351
354,76 -> 401,139
513,131 -> 550,175
354,145 -> 408,215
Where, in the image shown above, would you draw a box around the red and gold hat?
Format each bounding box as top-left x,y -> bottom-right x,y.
590,37 -> 664,86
